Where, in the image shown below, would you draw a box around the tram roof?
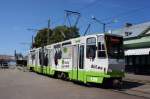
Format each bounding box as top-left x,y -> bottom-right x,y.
29,33 -> 123,52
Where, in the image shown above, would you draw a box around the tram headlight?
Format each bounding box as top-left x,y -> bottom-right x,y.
121,69 -> 124,72
108,68 -> 112,72
104,68 -> 107,73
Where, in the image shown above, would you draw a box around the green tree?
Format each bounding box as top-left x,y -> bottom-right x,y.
33,25 -> 80,48
49,25 -> 80,44
34,28 -> 52,47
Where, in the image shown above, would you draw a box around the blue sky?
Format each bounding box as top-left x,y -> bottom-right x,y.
0,0 -> 149,55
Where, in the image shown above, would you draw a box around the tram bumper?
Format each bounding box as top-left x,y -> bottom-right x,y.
85,70 -> 124,84
107,70 -> 125,78
103,71 -> 124,88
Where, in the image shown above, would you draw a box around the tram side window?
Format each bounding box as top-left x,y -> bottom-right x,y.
31,54 -> 35,60
39,51 -> 42,65
44,54 -> 48,66
97,42 -> 106,57
54,44 -> 62,60
35,52 -> 38,65
48,50 -> 52,66
86,37 -> 96,59
62,45 -> 72,59
31,54 -> 35,62
54,49 -> 62,59
31,53 -> 36,65
79,45 -> 84,69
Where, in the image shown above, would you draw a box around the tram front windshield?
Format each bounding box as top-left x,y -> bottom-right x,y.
105,35 -> 124,59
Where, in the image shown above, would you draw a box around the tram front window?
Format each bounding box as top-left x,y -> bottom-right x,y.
97,36 -> 106,58
105,35 -> 124,59
86,37 -> 96,59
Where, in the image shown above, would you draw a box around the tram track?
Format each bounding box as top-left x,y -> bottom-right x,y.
16,69 -> 150,99
107,80 -> 150,99
124,78 -> 150,85
108,89 -> 149,99
17,67 -> 150,98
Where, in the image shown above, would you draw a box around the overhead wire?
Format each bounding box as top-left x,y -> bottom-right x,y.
30,1 -> 150,34
76,0 -> 103,12
101,4 -> 150,22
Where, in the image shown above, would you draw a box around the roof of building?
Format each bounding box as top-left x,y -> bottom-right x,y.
0,55 -> 15,61
112,21 -> 150,38
125,48 -> 150,56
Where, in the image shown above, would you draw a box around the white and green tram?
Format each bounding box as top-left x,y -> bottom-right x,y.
27,33 -> 125,86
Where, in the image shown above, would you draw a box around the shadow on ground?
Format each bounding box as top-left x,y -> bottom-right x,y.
27,70 -> 145,90
121,81 -> 144,90
72,80 -> 144,90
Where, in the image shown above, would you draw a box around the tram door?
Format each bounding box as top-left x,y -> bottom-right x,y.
72,45 -> 84,81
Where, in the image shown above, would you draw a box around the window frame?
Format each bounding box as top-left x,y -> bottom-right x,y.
62,45 -> 72,59
79,45 -> 84,69
86,37 -> 96,59
54,44 -> 62,59
97,36 -> 106,58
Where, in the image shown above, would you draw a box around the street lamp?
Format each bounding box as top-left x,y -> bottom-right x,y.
27,28 -> 39,48
47,19 -> 50,45
27,28 -> 44,73
91,16 -> 117,33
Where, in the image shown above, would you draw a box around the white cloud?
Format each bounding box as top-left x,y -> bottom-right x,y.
65,0 -> 97,4
86,0 -> 97,3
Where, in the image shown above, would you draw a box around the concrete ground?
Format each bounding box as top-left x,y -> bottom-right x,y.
0,68 -> 149,99
120,73 -> 150,98
125,73 -> 150,83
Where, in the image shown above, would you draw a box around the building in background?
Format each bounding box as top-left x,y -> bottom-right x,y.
0,55 -> 16,68
112,21 -> 150,74
15,53 -> 27,66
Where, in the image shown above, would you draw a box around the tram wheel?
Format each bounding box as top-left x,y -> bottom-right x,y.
112,79 -> 122,89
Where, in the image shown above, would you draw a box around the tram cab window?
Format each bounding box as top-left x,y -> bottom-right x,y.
86,37 -> 96,59
98,42 -> 106,57
105,35 -> 124,59
97,36 -> 106,58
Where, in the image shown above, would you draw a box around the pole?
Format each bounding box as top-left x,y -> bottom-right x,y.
64,10 -> 81,27
47,19 -> 50,45
92,16 -> 107,33
84,24 -> 91,36
103,23 -> 106,33
32,35 -> 34,48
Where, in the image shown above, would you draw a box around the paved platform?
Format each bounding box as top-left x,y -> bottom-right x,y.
122,73 -> 150,97
0,69 -> 148,99
124,73 -> 150,84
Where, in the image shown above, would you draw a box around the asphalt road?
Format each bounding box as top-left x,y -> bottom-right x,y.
0,68 -> 148,99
